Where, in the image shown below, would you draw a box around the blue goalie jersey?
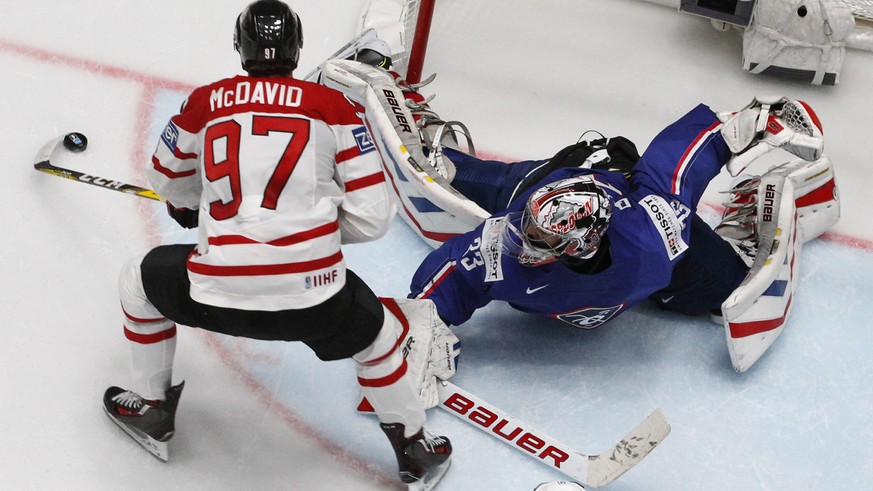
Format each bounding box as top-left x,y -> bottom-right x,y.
410,104 -> 733,328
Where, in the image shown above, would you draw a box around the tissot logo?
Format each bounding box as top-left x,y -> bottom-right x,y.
639,195 -> 688,260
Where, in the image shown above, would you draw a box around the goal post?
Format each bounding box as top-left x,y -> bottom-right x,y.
357,0 -> 436,84
406,0 -> 435,84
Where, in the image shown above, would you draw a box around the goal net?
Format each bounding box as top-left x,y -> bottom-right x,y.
357,0 -> 435,83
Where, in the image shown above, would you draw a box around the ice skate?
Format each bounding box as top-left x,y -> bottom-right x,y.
381,423 -> 452,490
103,382 -> 184,461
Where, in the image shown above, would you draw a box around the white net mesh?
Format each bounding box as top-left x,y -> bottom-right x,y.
845,0 -> 873,21
394,0 -> 423,77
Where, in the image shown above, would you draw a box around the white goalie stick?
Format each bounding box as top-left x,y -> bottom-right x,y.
437,381 -> 670,488
33,135 -> 165,201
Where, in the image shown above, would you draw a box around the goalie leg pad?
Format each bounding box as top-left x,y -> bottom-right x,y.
784,155 -> 839,242
720,97 -> 824,177
720,170 -> 801,372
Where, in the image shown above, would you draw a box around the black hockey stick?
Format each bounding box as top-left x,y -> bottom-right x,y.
33,134 -> 165,201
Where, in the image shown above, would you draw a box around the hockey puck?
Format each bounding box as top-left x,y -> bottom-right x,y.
63,132 -> 88,153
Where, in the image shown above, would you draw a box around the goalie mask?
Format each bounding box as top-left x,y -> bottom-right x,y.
234,0 -> 304,76
498,176 -> 612,266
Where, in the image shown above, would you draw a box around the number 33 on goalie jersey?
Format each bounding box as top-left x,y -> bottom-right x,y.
148,75 -> 395,312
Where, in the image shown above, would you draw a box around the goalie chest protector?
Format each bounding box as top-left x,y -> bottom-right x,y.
742,0 -> 855,85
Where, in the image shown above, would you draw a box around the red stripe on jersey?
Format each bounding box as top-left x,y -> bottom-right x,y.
336,145 -> 361,164
357,298 -> 412,366
418,262 -> 456,299
172,147 -> 198,160
345,172 -> 386,192
124,325 -> 177,344
671,121 -> 721,195
122,307 -> 166,324
152,155 -> 196,179
795,178 -> 836,208
187,251 -> 343,276
208,221 -> 340,247
357,358 -> 408,387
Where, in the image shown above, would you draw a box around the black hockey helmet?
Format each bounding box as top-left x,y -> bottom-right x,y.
233,0 -> 304,76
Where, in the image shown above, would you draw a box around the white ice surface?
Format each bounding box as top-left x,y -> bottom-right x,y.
2,1 -> 872,490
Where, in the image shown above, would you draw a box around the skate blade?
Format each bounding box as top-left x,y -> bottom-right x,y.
407,458 -> 451,491
103,406 -> 170,462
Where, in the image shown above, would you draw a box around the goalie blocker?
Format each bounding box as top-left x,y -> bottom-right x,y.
719,155 -> 839,372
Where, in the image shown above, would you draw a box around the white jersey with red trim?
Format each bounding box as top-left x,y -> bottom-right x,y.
149,75 -> 394,311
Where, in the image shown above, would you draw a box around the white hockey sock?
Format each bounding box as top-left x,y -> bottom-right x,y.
118,256 -> 177,401
354,306 -> 426,438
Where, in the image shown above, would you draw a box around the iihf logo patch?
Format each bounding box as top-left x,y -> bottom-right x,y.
553,304 -> 624,329
161,121 -> 180,152
352,126 -> 375,154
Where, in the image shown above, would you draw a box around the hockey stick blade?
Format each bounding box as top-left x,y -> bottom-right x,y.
33,136 -> 165,201
103,405 -> 170,462
437,381 -> 669,488
585,408 -> 670,487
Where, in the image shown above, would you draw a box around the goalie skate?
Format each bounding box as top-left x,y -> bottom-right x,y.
103,382 -> 184,461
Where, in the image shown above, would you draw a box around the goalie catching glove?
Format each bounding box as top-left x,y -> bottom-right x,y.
360,298 -> 460,412
719,96 -> 824,177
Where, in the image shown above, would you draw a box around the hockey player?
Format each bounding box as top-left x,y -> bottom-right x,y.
314,57 -> 837,371
404,97 -> 823,320
390,85 -> 837,369
102,2 -> 450,488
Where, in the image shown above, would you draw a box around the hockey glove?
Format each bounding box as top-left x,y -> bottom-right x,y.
720,97 -> 824,176
166,202 -> 198,229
